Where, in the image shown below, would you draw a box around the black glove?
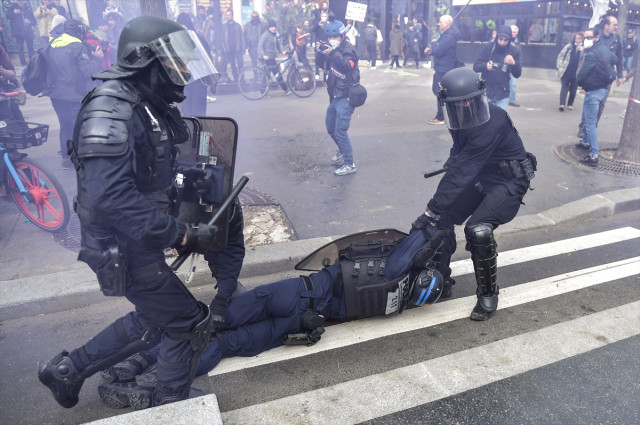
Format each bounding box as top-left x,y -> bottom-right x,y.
180,222 -> 219,255
210,295 -> 228,330
410,210 -> 439,234
412,229 -> 446,268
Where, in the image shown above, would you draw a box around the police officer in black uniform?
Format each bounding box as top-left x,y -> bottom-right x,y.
37,16 -> 233,410
412,67 -> 536,321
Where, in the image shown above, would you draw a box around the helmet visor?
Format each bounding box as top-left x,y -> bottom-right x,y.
443,93 -> 490,130
150,30 -> 219,86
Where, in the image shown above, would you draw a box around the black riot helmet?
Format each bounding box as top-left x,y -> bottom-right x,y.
116,15 -> 219,86
408,267 -> 444,307
438,67 -> 490,130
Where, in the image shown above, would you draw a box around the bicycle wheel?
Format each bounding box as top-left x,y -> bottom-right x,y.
238,66 -> 269,100
288,66 -> 316,98
4,158 -> 70,232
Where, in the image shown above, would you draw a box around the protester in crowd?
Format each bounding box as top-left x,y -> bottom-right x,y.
51,0 -> 66,18
34,0 -> 58,47
575,27 -> 618,166
508,25 -> 521,107
623,28 -> 637,76
363,19 -> 378,69
244,11 -> 264,68
425,15 -> 459,124
43,19 -> 103,169
388,24 -> 402,69
0,44 -> 25,121
219,9 -> 245,82
7,0 -> 36,66
313,11 -> 329,79
345,19 -> 358,46
473,24 -> 521,111
296,25 -> 312,70
556,31 -> 584,112
577,14 -> 624,139
402,22 -> 421,69
321,20 -> 360,176
258,19 -> 289,92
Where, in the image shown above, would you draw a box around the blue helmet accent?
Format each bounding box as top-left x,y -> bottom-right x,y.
409,268 -> 443,306
326,21 -> 346,37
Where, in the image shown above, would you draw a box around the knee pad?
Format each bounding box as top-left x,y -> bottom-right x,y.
465,223 -> 496,259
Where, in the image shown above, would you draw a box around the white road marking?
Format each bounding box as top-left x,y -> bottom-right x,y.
222,301 -> 640,425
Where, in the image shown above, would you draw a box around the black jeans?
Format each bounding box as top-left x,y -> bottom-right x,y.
559,75 -> 578,107
50,99 -> 81,159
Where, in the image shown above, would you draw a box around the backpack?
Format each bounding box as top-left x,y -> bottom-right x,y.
21,48 -> 49,96
364,26 -> 377,43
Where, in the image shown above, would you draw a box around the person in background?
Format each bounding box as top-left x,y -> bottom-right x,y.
508,25 -> 521,107
7,0 -> 36,66
623,28 -> 637,76
362,19 -> 378,69
345,19 -> 358,46
34,0 -> 58,47
388,24 -> 402,69
219,9 -> 245,82
0,44 -> 25,121
244,11 -> 264,68
258,19 -> 289,93
425,15 -> 459,124
177,12 -> 210,116
295,25 -> 312,70
314,11 -> 330,78
556,31 -> 584,112
402,22 -> 421,69
43,19 -> 103,169
473,24 -> 521,111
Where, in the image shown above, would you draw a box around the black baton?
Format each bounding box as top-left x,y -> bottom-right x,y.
424,168 -> 446,179
171,175 -> 250,271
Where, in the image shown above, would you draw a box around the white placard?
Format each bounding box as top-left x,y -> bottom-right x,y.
345,2 -> 367,23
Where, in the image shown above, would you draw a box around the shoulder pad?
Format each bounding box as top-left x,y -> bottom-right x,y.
76,82 -> 138,159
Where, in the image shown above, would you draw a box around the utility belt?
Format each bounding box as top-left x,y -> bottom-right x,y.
499,152 -> 537,181
283,276 -> 326,347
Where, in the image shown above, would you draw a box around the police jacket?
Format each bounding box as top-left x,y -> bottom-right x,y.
71,79 -> 187,250
426,104 -> 527,217
257,29 -> 280,59
44,33 -> 101,102
473,36 -> 522,101
430,25 -> 459,73
326,40 -> 359,100
577,40 -> 618,92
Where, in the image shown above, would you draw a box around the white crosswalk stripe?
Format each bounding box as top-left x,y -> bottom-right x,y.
210,227 -> 640,424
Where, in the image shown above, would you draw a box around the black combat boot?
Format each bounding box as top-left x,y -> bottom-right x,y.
470,291 -> 499,321
37,351 -> 85,408
98,381 -> 154,410
100,352 -> 155,383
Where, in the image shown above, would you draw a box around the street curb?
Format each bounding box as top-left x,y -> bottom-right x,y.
1,188 -> 638,311
83,394 -> 223,425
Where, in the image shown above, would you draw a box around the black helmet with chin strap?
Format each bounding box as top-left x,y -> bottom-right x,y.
94,15 -> 219,88
438,67 -> 490,130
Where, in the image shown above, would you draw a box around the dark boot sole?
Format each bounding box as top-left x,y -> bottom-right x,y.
470,309 -> 495,321
98,385 -> 151,410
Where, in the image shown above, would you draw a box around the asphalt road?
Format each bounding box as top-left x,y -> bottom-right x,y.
1,211 -> 638,425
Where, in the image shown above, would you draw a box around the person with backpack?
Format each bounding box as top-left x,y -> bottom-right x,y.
363,19 -> 378,69
43,19 -> 102,169
575,26 -> 618,166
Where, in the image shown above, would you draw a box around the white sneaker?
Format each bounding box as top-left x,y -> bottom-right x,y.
315,74 -> 321,81
334,163 -> 356,176
371,66 -> 376,70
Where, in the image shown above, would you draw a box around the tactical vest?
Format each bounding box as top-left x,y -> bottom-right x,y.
337,239 -> 411,320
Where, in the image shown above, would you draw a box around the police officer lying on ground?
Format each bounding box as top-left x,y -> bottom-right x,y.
412,67 -> 536,322
37,16 -> 244,411
96,228 -> 447,409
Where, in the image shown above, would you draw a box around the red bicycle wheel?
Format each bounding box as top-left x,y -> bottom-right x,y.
4,158 -> 70,232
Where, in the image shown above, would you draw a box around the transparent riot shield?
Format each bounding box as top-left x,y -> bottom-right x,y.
294,229 -> 408,272
176,116 -> 239,253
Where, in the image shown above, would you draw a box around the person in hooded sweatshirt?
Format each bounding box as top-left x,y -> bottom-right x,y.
473,24 -> 521,111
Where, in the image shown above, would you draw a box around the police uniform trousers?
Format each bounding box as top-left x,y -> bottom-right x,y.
70,245 -> 208,396
197,263 -> 344,374
443,172 -> 529,253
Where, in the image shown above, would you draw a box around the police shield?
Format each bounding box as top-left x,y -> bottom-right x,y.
176,117 -> 239,253
295,229 -> 408,272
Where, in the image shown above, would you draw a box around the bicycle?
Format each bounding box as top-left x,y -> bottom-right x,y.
238,51 -> 316,100
0,118 -> 70,232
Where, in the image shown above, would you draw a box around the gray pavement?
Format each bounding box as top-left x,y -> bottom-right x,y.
1,63 -> 639,424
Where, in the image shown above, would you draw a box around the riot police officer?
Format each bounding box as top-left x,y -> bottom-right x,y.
412,67 -> 536,321
37,16 -> 229,410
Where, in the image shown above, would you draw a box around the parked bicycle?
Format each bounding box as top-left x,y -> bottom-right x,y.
238,51 -> 316,100
0,118 -> 70,232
